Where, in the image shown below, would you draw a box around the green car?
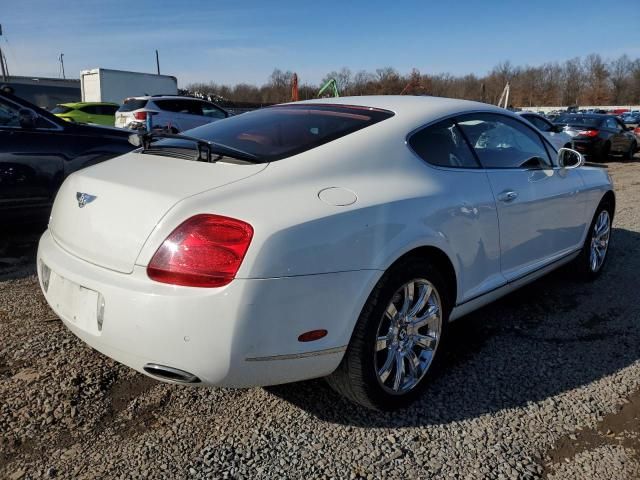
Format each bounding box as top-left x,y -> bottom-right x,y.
51,102 -> 120,126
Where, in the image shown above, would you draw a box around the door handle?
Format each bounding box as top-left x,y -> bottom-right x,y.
497,190 -> 518,202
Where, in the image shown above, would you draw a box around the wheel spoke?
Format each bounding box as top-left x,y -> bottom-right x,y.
399,282 -> 415,317
590,248 -> 598,271
412,305 -> 439,330
385,303 -> 398,322
408,284 -> 432,318
376,335 -> 389,352
392,351 -> 404,391
414,333 -> 437,350
405,350 -> 420,382
378,348 -> 395,383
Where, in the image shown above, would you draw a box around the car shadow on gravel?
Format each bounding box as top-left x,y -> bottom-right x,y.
0,224 -> 44,282
267,227 -> 640,428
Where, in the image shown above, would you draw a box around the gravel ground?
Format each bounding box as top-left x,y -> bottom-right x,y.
1,159 -> 640,479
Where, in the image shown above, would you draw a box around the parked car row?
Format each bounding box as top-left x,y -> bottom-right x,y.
0,92 -> 134,223
49,96 -> 229,133
553,113 -> 638,161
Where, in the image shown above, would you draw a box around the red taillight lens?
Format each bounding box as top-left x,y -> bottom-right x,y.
577,129 -> 599,137
147,214 -> 253,288
133,111 -> 147,121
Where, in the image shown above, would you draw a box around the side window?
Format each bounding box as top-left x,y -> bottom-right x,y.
98,105 -> 118,115
201,102 -> 227,119
0,98 -> 21,127
173,100 -> 202,115
408,119 -> 479,168
457,113 -> 552,169
154,100 -> 179,112
80,105 -> 100,115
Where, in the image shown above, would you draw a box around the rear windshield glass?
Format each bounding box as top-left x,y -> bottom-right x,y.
118,99 -> 148,112
554,115 -> 602,127
162,104 -> 394,162
51,105 -> 73,114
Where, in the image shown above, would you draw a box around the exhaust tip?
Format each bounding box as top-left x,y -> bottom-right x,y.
143,363 -> 200,383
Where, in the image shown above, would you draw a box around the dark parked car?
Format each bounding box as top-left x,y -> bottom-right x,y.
0,91 -> 135,223
554,114 -> 637,161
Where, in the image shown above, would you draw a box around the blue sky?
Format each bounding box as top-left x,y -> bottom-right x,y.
2,0 -> 639,87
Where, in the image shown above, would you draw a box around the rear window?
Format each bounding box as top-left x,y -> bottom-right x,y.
118,99 -> 148,112
555,115 -> 602,128
166,104 -> 394,162
51,105 -> 73,114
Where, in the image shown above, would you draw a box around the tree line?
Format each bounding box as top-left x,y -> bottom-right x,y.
186,53 -> 640,107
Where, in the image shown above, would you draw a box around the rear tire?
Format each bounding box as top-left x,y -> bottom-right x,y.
625,141 -> 637,161
574,200 -> 613,280
599,142 -> 611,162
326,257 -> 451,410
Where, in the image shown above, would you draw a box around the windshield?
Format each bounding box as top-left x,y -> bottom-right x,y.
555,115 -> 602,128
164,104 -> 394,162
51,105 -> 73,114
118,99 -> 148,112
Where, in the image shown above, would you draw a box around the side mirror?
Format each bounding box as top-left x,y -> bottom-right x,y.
552,124 -> 565,133
557,147 -> 584,169
18,108 -> 38,129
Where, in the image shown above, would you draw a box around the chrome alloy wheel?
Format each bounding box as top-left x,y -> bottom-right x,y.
590,210 -> 611,273
374,279 -> 442,395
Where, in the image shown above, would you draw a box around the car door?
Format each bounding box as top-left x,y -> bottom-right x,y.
612,117 -> 634,153
457,112 -> 588,282
0,96 -> 65,215
408,118 -> 504,302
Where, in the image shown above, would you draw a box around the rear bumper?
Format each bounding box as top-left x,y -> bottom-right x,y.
37,230 -> 379,387
572,139 -> 601,159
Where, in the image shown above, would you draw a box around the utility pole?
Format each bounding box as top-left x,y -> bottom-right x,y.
59,53 -> 65,79
155,50 -> 160,75
0,24 -> 8,82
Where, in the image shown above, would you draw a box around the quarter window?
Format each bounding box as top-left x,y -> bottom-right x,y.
524,115 -> 552,132
457,113 -> 552,169
604,117 -> 618,130
201,102 -> 227,119
408,119 -> 479,168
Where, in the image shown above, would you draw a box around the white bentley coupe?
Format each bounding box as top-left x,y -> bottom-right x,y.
37,96 -> 614,410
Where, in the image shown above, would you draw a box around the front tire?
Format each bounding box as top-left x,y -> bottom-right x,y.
326,257 -> 450,410
574,200 -> 613,280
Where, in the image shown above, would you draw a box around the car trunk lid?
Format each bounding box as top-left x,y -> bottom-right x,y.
49,152 -> 267,273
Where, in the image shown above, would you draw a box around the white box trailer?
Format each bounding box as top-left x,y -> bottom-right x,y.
80,68 -> 178,104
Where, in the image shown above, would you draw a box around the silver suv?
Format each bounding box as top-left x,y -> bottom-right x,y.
115,96 -> 229,132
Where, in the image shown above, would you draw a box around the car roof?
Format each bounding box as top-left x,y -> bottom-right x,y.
59,102 -> 120,107
128,95 -> 201,101
288,95 -> 512,127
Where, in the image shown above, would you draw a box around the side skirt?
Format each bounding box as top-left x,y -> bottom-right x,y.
449,250 -> 580,322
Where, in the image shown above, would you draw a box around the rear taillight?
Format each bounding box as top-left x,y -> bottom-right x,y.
576,129 -> 599,137
147,214 -> 253,288
133,111 -> 147,121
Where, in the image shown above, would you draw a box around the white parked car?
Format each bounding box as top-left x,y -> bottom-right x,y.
37,96 -> 615,410
517,111 -> 573,150
115,95 -> 229,132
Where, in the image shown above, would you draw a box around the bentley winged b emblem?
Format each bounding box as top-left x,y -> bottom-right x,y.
76,192 -> 97,208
